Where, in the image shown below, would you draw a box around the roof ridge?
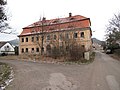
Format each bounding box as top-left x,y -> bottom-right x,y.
24,14 -> 88,28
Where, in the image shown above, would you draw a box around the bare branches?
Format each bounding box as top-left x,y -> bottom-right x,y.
106,12 -> 120,42
0,0 -> 13,34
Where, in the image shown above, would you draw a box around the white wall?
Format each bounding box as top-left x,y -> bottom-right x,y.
0,43 -> 15,55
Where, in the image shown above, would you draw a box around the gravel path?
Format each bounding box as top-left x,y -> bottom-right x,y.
0,51 -> 120,90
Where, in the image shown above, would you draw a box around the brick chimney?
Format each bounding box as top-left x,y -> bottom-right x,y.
42,17 -> 46,21
69,13 -> 72,17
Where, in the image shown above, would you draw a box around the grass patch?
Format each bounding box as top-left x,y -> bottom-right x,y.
0,62 -> 11,87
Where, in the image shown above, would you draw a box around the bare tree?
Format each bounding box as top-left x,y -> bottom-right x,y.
106,13 -> 120,42
106,13 -> 120,52
0,0 -> 11,33
32,17 -> 48,56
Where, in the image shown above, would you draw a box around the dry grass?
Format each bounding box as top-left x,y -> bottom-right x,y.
0,55 -> 65,62
109,54 -> 120,61
0,62 -> 11,86
0,55 -> 19,60
0,52 -> 95,65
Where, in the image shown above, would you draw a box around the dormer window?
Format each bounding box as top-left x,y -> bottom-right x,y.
31,29 -> 35,33
53,19 -> 59,23
68,25 -> 74,28
70,17 -> 74,20
49,28 -> 54,30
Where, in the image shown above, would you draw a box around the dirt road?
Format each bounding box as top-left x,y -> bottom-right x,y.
0,51 -> 120,90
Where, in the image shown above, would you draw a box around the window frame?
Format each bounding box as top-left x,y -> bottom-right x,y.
65,33 -> 69,39
59,34 -> 62,40
81,32 -> 84,38
31,37 -> 34,42
26,37 -> 28,42
21,48 -> 24,53
22,38 -> 24,42
31,48 -> 34,53
53,34 -> 57,40
74,32 -> 78,38
36,48 -> 39,52
47,35 -> 50,40
26,48 -> 28,53
36,36 -> 39,41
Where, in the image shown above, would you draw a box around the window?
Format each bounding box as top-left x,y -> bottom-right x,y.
67,25 -> 73,28
46,45 -> 51,51
81,32 -> 84,38
54,34 -> 57,40
59,34 -> 62,40
82,45 -> 85,49
36,48 -> 39,52
31,37 -> 34,42
49,28 -> 54,30
66,46 -> 69,51
74,32 -> 78,38
53,19 -> 59,23
31,48 -> 34,52
22,38 -> 24,42
36,36 -> 39,41
60,46 -> 63,50
53,46 -> 56,50
26,37 -> 28,42
41,35 -> 44,40
26,48 -> 28,53
59,42 -> 63,46
21,48 -> 24,53
41,47 -> 44,52
7,45 -> 9,48
47,35 -> 50,40
65,33 -> 69,39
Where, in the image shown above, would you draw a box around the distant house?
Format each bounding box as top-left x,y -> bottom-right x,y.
0,42 -> 15,55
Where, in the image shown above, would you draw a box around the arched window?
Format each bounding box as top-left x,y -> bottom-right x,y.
47,35 -> 50,40
81,32 -> 84,38
74,32 -> 78,38
46,45 -> 51,51
54,34 -> 57,40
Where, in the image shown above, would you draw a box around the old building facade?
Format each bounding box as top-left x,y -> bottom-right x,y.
18,13 -> 92,56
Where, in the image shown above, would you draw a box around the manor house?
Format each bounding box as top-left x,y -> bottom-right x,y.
18,13 -> 92,56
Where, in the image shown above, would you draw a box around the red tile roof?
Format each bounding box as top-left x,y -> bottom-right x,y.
19,15 -> 91,37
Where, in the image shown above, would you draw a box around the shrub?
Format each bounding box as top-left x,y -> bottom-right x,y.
67,44 -> 85,61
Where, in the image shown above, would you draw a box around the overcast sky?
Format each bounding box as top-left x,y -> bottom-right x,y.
0,0 -> 120,41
